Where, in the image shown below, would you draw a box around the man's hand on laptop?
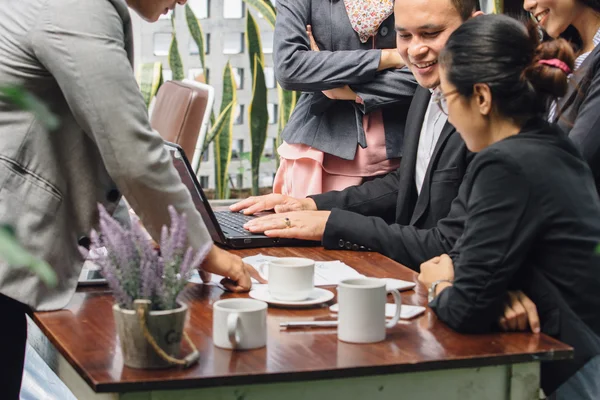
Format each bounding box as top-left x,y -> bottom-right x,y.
230,194 -> 317,215
201,246 -> 266,292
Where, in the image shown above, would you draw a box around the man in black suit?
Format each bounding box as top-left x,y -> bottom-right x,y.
231,0 -> 481,271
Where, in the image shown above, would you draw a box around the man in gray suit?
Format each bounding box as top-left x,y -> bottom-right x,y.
0,0 -> 260,397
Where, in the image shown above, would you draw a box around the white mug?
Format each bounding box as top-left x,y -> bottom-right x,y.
337,278 -> 402,343
268,257 -> 315,301
213,298 -> 267,350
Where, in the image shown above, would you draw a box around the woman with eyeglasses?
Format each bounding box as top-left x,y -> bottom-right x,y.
418,15 -> 600,399
523,0 -> 600,195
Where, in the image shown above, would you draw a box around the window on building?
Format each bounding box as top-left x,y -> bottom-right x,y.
188,0 -> 210,19
233,105 -> 244,125
153,33 -> 171,56
262,31 -> 274,54
189,33 -> 210,55
232,68 -> 244,89
264,67 -> 276,89
223,33 -> 245,54
231,138 -> 244,159
199,175 -> 210,188
267,103 -> 278,125
223,0 -> 244,18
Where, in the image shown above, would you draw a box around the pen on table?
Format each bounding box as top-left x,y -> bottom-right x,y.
280,321 -> 338,329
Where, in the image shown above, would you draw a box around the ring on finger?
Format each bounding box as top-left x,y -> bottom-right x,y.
284,217 -> 291,228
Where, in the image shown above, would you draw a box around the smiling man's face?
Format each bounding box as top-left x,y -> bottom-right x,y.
394,0 -> 465,89
127,0 -> 186,23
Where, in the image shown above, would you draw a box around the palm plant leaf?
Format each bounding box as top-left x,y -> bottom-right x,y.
185,4 -> 207,82
169,13 -> 184,81
248,55 -> 269,195
0,86 -> 59,131
242,0 -> 276,29
136,62 -> 163,109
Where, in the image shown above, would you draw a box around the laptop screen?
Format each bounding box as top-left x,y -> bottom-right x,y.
166,144 -> 223,241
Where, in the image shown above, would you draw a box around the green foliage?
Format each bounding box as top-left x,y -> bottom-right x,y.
248,56 -> 269,196
0,86 -> 59,131
276,86 -> 298,167
242,0 -> 276,29
246,10 -> 269,195
185,4 -> 207,83
0,225 -> 57,287
169,13 -> 185,81
213,63 -> 237,199
494,0 -> 503,13
137,62 -> 163,109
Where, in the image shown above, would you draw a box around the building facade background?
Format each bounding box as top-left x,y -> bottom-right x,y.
131,0 -> 279,192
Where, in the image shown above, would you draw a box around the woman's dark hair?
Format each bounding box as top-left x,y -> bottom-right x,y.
439,14 -> 575,121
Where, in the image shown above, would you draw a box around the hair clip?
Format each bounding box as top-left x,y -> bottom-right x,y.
538,59 -> 572,75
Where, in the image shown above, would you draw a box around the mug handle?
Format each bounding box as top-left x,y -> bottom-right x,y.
385,289 -> 402,328
227,313 -> 242,348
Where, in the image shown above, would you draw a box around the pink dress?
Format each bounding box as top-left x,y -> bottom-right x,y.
273,108 -> 400,197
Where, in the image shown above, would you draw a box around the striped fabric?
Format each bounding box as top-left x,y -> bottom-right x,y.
548,28 -> 600,121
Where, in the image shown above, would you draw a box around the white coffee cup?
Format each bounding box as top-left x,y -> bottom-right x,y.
337,278 -> 402,343
268,257 -> 315,301
213,298 -> 267,350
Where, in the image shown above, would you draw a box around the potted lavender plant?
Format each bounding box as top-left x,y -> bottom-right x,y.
83,204 -> 211,369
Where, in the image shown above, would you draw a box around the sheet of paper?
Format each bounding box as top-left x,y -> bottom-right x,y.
189,254 -> 414,291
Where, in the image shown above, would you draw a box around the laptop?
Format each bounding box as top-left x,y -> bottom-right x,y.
165,141 -> 318,248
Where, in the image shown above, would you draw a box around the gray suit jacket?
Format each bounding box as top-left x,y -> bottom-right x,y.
274,0 -> 418,160
0,0 -> 212,310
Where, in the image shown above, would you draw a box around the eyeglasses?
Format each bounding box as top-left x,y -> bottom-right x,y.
431,88 -> 460,115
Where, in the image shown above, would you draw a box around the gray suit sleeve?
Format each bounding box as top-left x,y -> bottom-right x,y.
351,68 -> 418,114
31,0 -> 212,251
274,0 -> 382,91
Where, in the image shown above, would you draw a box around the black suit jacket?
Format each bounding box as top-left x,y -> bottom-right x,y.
430,119 -> 600,394
555,44 -> 600,194
312,87 -> 472,270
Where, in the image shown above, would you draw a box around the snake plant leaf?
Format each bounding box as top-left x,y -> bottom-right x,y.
248,56 -> 269,195
0,225 -> 57,287
213,62 -> 237,199
0,86 -> 59,131
185,4 -> 207,83
136,62 -> 163,109
246,9 -> 264,82
169,12 -> 184,81
242,0 -> 276,29
275,85 -> 298,167
494,0 -> 503,13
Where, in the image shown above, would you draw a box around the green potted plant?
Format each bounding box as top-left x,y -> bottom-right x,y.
83,204 -> 211,369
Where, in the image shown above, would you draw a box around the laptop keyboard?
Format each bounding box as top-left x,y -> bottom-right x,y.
214,211 -> 258,236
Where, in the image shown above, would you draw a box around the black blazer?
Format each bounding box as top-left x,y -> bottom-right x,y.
554,44 -> 600,194
430,119 -> 600,394
312,87 -> 472,270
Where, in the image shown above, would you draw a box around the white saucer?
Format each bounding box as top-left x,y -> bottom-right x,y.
249,287 -> 334,308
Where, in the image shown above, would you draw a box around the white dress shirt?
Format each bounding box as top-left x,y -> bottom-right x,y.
415,90 -> 448,194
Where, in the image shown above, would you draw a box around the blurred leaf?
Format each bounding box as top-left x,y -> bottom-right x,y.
494,0 -> 504,13
0,225 -> 57,287
169,13 -> 184,81
185,4 -> 207,82
246,9 -> 264,83
213,62 -> 236,199
0,86 -> 59,131
136,62 -> 163,109
242,0 -> 276,29
248,56 -> 269,196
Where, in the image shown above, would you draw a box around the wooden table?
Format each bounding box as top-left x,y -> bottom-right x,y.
28,247 -> 572,400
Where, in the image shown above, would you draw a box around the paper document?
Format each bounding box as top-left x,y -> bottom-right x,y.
189,253 -> 414,291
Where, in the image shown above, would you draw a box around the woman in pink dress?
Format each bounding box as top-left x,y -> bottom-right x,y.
272,0 -> 417,197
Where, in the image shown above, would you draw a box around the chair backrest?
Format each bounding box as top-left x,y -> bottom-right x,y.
150,80 -> 214,172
